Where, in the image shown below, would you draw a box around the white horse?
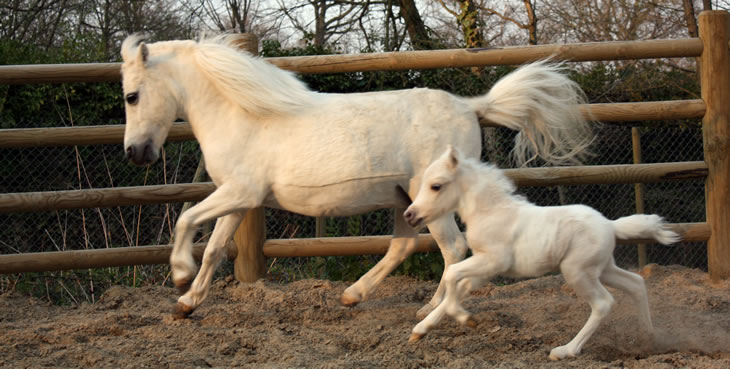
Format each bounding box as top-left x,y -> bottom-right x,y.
403,147 -> 680,360
119,34 -> 593,319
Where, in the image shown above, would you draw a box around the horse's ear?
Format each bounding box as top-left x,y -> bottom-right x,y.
137,42 -> 149,65
121,35 -> 148,65
446,145 -> 460,169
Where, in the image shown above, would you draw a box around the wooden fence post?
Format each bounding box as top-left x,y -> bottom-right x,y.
231,34 -> 267,283
699,11 -> 730,281
631,127 -> 648,267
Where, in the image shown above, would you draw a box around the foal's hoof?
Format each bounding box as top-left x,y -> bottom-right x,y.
408,332 -> 426,343
174,278 -> 192,295
340,291 -> 361,307
416,304 -> 435,320
171,302 -> 194,320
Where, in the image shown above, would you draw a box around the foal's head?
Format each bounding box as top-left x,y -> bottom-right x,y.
120,35 -> 180,166
404,146 -> 463,229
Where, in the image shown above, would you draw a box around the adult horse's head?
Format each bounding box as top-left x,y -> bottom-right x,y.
120,35 -> 180,166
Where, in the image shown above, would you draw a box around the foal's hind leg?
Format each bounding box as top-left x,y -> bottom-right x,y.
600,261 -> 654,337
174,212 -> 244,319
341,208 -> 418,306
416,214 -> 469,319
550,266 -> 615,360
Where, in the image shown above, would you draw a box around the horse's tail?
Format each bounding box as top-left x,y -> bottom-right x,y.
612,214 -> 681,245
467,60 -> 595,166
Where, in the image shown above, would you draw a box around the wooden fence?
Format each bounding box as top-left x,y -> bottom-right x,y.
0,10 -> 728,282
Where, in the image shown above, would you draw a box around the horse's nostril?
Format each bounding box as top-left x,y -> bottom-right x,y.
404,210 -> 413,220
125,146 -> 135,160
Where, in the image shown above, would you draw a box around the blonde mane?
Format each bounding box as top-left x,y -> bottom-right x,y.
191,35 -> 316,116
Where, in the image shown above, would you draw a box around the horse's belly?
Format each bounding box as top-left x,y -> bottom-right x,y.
265,176 -> 411,217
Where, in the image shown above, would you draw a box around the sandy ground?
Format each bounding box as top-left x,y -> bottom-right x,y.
1,264 -> 728,369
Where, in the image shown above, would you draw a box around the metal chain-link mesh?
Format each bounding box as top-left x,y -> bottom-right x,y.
0,92 -> 707,300
0,124 -> 707,269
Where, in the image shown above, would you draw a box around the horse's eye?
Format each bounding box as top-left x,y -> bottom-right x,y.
125,92 -> 139,105
430,184 -> 442,192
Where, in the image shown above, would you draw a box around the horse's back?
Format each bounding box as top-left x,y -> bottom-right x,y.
257,88 -> 481,216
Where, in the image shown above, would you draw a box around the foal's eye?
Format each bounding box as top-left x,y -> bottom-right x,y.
430,184 -> 442,192
125,92 -> 139,105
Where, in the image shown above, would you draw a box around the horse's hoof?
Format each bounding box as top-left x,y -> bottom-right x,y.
172,301 -> 194,320
408,332 -> 426,343
466,317 -> 478,328
174,279 -> 192,295
340,291 -> 361,307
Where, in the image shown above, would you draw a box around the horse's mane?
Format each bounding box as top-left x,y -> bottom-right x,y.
191,35 -> 316,116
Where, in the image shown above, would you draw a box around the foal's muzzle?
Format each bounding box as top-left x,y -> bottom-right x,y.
403,208 -> 424,229
125,140 -> 158,166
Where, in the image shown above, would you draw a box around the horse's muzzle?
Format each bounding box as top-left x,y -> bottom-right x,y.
125,140 -> 158,166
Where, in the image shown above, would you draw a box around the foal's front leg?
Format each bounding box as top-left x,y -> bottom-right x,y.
410,252 -> 504,342
416,215 -> 469,319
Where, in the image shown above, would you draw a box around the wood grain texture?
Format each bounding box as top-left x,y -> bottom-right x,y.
0,162 -> 706,213
0,183 -> 215,213
700,11 -> 730,281
503,161 -> 707,187
231,35 -> 268,283
0,39 -> 703,84
0,101 -> 706,149
1,223 -> 705,274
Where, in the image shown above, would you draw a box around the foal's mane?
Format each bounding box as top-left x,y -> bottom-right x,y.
466,158 -> 518,198
191,35 -> 316,116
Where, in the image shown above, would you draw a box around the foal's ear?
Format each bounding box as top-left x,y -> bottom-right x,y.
446,145 -> 460,169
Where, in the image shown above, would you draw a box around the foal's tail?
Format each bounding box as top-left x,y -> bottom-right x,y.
467,60 -> 594,166
613,214 -> 681,245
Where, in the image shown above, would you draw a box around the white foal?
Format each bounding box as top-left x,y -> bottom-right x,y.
403,147 -> 680,360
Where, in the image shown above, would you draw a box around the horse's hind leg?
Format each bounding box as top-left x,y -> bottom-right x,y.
173,212 -> 244,319
416,215 -> 469,319
600,261 -> 654,337
341,208 -> 418,306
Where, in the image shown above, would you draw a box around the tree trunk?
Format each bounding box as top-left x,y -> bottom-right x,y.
399,0 -> 432,50
314,0 -> 327,46
523,0 -> 538,45
457,0 -> 486,48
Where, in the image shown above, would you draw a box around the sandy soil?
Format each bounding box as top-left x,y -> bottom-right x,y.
1,264 -> 728,368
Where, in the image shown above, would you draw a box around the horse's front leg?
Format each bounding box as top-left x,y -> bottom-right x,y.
173,212 -> 244,319
168,184 -> 258,318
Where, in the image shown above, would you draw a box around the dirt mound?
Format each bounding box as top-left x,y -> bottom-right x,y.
1,265 -> 728,368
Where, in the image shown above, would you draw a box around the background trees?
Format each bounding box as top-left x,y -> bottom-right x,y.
0,1 -> 723,301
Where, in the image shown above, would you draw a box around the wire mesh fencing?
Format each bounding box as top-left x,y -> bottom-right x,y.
0,123 -> 706,271
0,68 -> 708,304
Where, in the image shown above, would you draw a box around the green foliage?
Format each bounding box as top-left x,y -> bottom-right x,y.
0,39 -> 124,129
1,36 -> 704,304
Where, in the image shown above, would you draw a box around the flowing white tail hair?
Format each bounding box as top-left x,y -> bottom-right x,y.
469,60 -> 595,166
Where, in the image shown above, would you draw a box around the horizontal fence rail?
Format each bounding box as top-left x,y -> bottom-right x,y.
0,161 -> 707,213
0,222 -> 710,274
0,38 -> 704,85
0,100 -> 706,149
1,21 -> 728,279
